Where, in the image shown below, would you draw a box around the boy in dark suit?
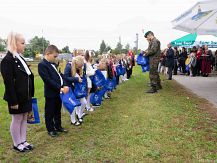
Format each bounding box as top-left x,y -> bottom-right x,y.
38,45 -> 69,137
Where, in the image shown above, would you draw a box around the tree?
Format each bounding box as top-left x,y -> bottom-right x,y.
112,42 -> 123,54
61,46 -> 71,53
125,43 -> 130,52
105,45 -> 111,53
23,44 -> 33,57
122,43 -> 130,54
0,38 -> 6,52
28,36 -> 50,57
100,40 -> 106,54
93,50 -> 100,57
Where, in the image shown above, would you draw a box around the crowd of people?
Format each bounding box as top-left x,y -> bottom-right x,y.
159,44 -> 217,79
2,30 -> 216,153
0,32 -> 136,153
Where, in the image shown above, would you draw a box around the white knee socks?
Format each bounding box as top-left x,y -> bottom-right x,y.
78,97 -> 87,119
10,113 -> 28,149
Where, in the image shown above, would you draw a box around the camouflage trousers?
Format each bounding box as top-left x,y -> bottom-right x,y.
149,64 -> 161,87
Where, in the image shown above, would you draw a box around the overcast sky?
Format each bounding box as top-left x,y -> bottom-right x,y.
0,0 -> 198,51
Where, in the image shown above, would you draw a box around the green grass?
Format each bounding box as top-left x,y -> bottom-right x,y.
0,65 -> 216,162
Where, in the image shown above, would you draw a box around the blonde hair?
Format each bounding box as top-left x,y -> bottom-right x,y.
71,56 -> 84,77
7,32 -> 23,55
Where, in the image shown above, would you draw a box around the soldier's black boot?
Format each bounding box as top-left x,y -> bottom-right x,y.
156,84 -> 162,90
146,86 -> 157,93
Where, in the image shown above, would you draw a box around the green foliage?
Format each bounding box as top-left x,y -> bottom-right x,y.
105,45 -> 111,53
23,44 -> 33,57
93,50 -> 100,57
28,36 -> 50,57
111,43 -> 130,54
125,43 -> 130,51
0,38 -> 6,52
121,43 -> 130,54
99,40 -> 106,54
116,42 -> 122,54
99,40 -> 130,55
61,46 -> 71,53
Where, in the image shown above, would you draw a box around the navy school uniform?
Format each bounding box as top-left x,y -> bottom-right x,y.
64,62 -> 97,95
1,51 -> 34,114
38,58 -> 65,132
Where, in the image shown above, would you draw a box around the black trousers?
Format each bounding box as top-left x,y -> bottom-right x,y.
180,60 -> 186,73
173,60 -> 178,75
168,66 -> 173,80
45,97 -> 62,132
116,75 -> 120,85
196,59 -> 202,75
127,68 -> 132,79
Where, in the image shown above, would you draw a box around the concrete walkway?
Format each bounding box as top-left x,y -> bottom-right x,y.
173,75 -> 217,107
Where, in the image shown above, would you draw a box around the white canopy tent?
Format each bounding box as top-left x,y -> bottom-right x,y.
194,35 -> 217,48
172,0 -> 217,35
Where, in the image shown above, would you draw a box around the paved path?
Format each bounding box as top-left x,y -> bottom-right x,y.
173,75 -> 217,107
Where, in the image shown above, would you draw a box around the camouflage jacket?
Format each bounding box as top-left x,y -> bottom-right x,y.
146,37 -> 161,65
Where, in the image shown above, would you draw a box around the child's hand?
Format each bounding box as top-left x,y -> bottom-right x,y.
61,86 -> 69,94
78,77 -> 83,83
64,86 -> 69,93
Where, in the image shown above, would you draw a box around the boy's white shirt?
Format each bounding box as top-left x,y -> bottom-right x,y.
51,64 -> 63,86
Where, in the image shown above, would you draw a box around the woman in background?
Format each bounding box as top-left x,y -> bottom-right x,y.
196,47 -> 202,76
178,47 -> 188,75
201,45 -> 212,77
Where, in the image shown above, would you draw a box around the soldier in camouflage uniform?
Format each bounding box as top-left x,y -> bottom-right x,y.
144,31 -> 162,93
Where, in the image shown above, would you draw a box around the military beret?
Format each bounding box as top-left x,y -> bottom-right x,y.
144,31 -> 154,38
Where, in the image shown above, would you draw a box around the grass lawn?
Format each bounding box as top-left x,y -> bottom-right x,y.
0,65 -> 216,162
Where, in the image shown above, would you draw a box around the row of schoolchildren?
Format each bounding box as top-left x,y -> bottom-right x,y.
38,46 -> 136,139
62,52 -> 136,126
1,32 -> 135,153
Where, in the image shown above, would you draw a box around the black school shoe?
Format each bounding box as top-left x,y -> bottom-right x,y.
55,127 -> 68,133
71,121 -> 81,126
76,114 -> 83,123
13,143 -> 29,152
21,141 -> 34,150
48,131 -> 59,137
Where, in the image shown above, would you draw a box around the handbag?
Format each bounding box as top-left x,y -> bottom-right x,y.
137,53 -> 148,65
60,88 -> 81,114
106,79 -> 114,91
116,65 -> 123,76
74,77 -> 88,98
141,65 -> 146,72
112,77 -> 117,89
27,98 -> 40,124
122,67 -> 126,75
90,90 -> 104,106
89,69 -> 106,87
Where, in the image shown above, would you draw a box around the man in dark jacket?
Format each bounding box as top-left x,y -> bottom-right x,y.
178,47 -> 188,74
144,31 -> 162,93
166,43 -> 175,80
